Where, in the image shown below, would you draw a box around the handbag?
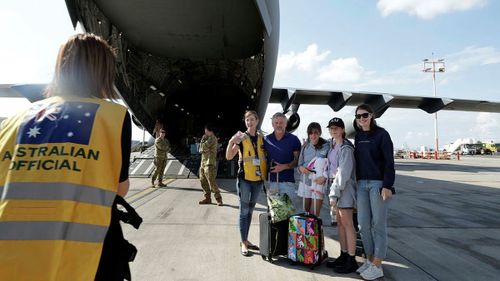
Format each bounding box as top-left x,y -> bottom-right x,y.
265,170 -> 295,223
267,193 -> 295,223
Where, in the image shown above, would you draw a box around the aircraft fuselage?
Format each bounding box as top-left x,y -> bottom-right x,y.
66,0 -> 280,152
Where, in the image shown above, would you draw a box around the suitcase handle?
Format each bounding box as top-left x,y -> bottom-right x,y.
301,173 -> 319,215
263,169 -> 279,213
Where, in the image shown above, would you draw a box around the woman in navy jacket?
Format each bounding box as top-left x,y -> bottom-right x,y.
353,104 -> 395,280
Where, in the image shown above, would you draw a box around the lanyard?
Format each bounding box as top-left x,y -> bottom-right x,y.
246,132 -> 259,159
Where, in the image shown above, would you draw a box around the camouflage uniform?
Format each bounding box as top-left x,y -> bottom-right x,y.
152,137 -> 170,186
199,134 -> 222,204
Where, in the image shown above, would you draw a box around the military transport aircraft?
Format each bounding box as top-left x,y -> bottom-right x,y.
1,0 -> 500,153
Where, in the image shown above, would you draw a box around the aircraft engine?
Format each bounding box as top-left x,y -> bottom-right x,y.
285,112 -> 300,132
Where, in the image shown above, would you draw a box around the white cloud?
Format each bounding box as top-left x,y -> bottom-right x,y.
276,44 -> 428,92
353,46 -> 500,93
275,43 -> 500,99
316,57 -> 365,83
276,44 -> 330,75
472,112 -> 500,141
377,0 -> 487,19
447,46 -> 500,73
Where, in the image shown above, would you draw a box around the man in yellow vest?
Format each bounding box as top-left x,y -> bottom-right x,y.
198,124 -> 223,206
0,34 -> 130,281
151,129 -> 170,187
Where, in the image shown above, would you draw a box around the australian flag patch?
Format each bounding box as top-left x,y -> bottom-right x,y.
17,101 -> 100,145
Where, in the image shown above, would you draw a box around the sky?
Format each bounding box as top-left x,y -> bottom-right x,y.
1,0 -> 500,150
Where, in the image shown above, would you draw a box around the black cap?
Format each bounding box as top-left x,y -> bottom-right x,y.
327,117 -> 344,129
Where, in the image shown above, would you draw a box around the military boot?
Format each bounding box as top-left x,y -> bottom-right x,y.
151,178 -> 156,188
215,196 -> 223,206
158,181 -> 166,187
199,195 -> 212,205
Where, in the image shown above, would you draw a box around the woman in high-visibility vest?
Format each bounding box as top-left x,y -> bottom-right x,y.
226,110 -> 267,256
0,33 -> 131,281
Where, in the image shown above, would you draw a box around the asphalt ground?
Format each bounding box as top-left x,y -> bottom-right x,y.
122,156 -> 500,281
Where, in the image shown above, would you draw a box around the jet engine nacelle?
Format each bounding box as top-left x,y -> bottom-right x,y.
285,112 -> 300,132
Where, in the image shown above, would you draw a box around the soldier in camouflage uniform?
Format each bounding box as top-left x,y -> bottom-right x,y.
151,129 -> 170,187
198,124 -> 223,206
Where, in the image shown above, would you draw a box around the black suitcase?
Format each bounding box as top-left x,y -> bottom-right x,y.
259,213 -> 289,262
259,172 -> 290,262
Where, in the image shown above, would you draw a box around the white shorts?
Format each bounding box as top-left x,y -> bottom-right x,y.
297,182 -> 326,199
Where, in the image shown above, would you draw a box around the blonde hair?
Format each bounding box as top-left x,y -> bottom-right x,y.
45,33 -> 118,99
244,110 -> 259,120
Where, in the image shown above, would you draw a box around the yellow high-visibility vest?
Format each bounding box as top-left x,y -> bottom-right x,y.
239,132 -> 267,181
0,96 -> 127,281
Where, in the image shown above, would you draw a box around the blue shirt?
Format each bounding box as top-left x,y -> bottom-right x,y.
264,132 -> 301,182
354,127 -> 395,192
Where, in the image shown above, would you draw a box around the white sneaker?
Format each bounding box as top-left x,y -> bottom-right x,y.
360,263 -> 384,280
356,260 -> 372,274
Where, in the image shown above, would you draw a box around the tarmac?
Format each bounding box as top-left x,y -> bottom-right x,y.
122,156 -> 500,281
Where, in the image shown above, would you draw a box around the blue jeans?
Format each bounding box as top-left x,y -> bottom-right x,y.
357,180 -> 390,259
237,179 -> 262,241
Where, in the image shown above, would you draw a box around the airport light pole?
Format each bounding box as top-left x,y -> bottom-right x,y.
422,58 -> 445,160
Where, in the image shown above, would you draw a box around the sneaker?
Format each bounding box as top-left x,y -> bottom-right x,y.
356,260 -> 372,274
360,263 -> 383,280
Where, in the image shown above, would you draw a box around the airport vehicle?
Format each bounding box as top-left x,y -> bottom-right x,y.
481,143 -> 497,154
394,149 -> 408,159
2,0 -> 500,154
461,144 -> 477,155
460,143 -> 497,155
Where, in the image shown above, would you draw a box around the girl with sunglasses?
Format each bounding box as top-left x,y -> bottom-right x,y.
353,104 -> 395,280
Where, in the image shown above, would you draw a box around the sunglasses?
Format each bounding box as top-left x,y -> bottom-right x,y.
355,113 -> 370,119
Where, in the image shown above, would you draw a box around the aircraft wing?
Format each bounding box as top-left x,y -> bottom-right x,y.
271,87 -> 500,117
0,84 -> 46,102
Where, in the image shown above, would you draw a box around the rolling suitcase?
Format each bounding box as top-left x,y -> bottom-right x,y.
259,214 -> 288,262
259,172 -> 294,262
287,174 -> 328,269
